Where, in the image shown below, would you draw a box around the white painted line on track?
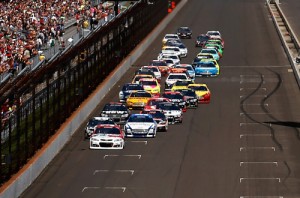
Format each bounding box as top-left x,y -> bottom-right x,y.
93,170 -> 135,175
240,177 -> 281,183
126,140 -> 147,145
240,196 -> 283,198
240,88 -> 267,91
240,95 -> 267,98
240,81 -> 266,84
103,154 -> 142,159
224,65 -> 290,68
240,161 -> 278,166
240,147 -> 276,151
240,134 -> 272,138
240,123 -> 271,126
123,154 -> 142,159
82,187 -> 100,192
105,187 -> 126,192
240,74 -> 264,77
240,112 -> 270,116
82,187 -> 127,192
240,103 -> 269,106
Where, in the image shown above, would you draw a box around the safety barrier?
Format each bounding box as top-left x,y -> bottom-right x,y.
266,0 -> 300,88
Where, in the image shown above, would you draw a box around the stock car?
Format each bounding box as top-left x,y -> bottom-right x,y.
157,102 -> 183,124
162,91 -> 186,111
194,61 -> 219,77
207,38 -> 225,49
100,102 -> 130,124
195,34 -> 211,47
164,40 -> 188,57
141,66 -> 162,81
158,54 -> 180,65
119,83 -> 144,102
126,90 -> 152,109
176,27 -> 192,39
192,54 -> 214,67
141,109 -> 168,132
188,83 -> 211,104
89,124 -> 125,149
124,114 -> 157,137
171,79 -> 194,92
161,46 -> 182,57
199,48 -> 220,61
165,72 -> 189,90
149,60 -> 170,76
162,34 -> 181,45
173,64 -> 195,79
132,74 -> 154,84
178,89 -> 199,108
204,43 -> 223,57
135,68 -> 156,79
84,117 -> 116,139
206,31 -> 222,39
139,78 -> 160,96
144,97 -> 170,110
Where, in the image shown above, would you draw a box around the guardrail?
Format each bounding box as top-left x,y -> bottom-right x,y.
266,0 -> 300,88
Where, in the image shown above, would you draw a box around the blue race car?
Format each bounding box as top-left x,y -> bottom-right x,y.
194,61 -> 219,77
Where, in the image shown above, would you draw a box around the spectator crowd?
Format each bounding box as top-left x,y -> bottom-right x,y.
0,0 -> 119,127
0,0 -> 114,78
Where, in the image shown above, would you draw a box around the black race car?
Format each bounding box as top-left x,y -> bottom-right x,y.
178,89 -> 198,108
176,27 -> 192,39
100,102 -> 130,124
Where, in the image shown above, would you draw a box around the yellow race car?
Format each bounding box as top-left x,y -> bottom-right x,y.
188,84 -> 211,104
139,78 -> 161,96
126,90 -> 152,109
171,79 -> 194,92
132,74 -> 154,84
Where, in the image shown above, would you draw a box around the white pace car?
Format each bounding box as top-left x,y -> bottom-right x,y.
124,114 -> 157,137
90,124 -> 125,149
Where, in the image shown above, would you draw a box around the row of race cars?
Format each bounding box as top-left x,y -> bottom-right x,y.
86,27 -> 225,150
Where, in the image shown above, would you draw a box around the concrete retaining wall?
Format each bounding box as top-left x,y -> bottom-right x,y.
0,0 -> 187,197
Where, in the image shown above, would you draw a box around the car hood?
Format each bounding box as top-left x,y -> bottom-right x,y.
126,122 -> 154,129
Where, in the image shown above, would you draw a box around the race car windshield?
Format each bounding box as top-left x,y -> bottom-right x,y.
150,61 -> 167,66
128,116 -> 153,122
130,92 -> 152,97
190,86 -> 208,91
159,104 -> 180,110
103,104 -> 127,111
201,49 -> 216,54
181,90 -> 196,97
166,36 -> 178,39
95,127 -> 121,135
175,81 -> 190,86
198,63 -> 216,68
168,75 -> 187,80
151,112 -> 165,119
140,81 -> 157,86
197,35 -> 210,41
123,84 -> 143,91
178,28 -> 190,33
163,94 -> 183,100
134,76 -> 152,82
88,119 -> 115,127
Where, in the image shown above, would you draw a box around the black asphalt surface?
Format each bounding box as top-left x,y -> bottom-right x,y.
280,0 -> 300,42
20,0 -> 300,197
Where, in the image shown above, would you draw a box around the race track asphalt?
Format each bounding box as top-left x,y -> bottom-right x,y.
20,0 -> 300,197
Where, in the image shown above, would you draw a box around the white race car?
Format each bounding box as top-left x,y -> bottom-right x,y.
90,124 -> 125,149
157,102 -> 183,124
85,117 -> 116,139
165,73 -> 188,90
124,114 -> 157,137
